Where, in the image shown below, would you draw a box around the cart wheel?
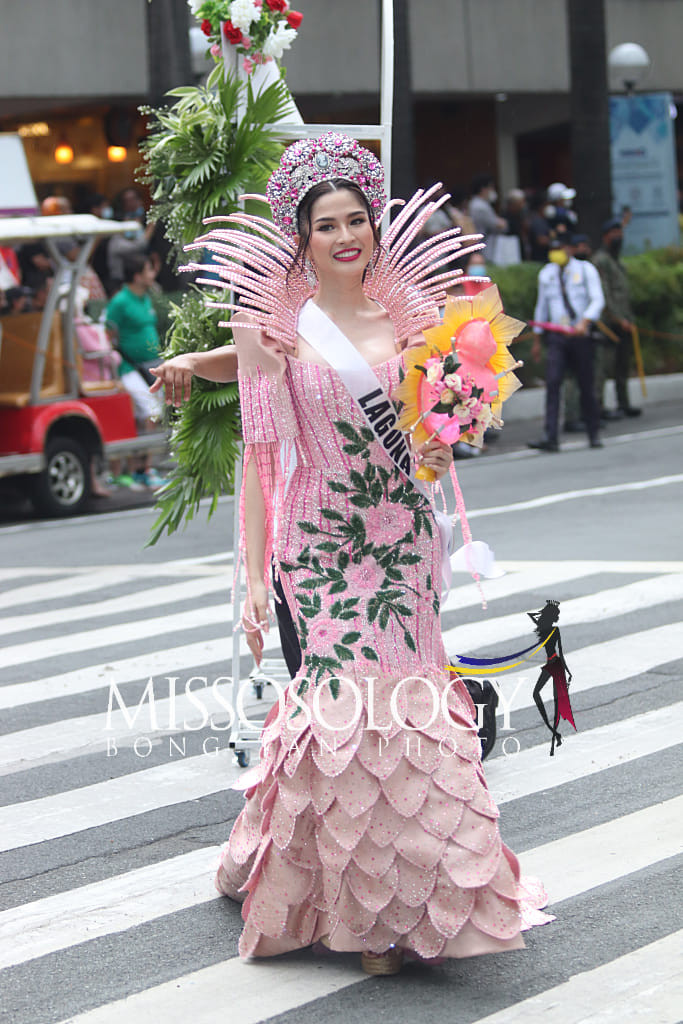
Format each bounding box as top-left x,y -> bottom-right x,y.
254,681 -> 264,700
30,436 -> 90,517
236,750 -> 250,768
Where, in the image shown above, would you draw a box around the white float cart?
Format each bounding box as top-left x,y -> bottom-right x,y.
229,0 -> 396,768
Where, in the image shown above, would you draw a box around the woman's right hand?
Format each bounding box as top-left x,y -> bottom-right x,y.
149,354 -> 197,406
243,580 -> 270,667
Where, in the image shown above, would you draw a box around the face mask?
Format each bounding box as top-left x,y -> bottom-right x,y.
488,189 -> 498,204
608,238 -> 622,257
548,249 -> 569,267
133,206 -> 146,221
124,227 -> 144,241
100,206 -> 113,220
467,264 -> 487,277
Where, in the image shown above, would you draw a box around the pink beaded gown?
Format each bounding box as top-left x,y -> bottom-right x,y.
214,319 -> 552,960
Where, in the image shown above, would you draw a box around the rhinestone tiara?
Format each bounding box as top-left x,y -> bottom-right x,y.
266,131 -> 387,236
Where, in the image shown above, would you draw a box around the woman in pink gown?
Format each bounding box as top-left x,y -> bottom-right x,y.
174,133 -> 551,973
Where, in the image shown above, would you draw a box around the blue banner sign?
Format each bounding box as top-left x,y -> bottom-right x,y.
609,92 -> 680,253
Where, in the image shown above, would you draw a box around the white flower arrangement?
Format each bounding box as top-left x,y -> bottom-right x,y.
189,0 -> 303,69
262,22 -> 297,60
229,0 -> 260,34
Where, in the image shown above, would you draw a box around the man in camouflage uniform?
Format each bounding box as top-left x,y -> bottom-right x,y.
593,218 -> 641,418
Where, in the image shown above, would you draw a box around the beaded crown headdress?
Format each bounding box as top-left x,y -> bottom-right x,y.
266,131 -> 387,236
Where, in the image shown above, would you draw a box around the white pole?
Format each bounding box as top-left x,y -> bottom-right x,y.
380,0 -> 395,202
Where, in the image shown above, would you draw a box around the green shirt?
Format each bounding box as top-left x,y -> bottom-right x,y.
105,286 -> 160,376
592,249 -> 633,324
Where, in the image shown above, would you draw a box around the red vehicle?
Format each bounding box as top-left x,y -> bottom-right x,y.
0,214 -> 167,516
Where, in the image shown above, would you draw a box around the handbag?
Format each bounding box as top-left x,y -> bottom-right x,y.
297,300 -> 456,595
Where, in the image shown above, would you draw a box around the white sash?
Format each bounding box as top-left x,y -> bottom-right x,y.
297,299 -> 456,595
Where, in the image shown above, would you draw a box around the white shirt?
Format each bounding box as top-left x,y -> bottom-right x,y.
533,257 -> 605,333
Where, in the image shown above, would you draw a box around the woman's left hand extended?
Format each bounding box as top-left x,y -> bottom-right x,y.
416,439 -> 454,480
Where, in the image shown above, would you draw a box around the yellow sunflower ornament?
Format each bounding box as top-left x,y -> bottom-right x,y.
395,285 -> 525,480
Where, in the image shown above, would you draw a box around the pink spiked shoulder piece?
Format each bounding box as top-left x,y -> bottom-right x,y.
184,132 -> 485,345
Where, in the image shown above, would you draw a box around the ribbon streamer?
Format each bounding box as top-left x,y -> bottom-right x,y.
448,628 -> 556,675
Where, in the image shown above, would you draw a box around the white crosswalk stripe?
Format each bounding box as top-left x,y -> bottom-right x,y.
1,555 -> 681,1024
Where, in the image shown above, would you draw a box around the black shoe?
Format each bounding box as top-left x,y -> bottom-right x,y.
589,437 -> 604,448
601,408 -> 624,421
563,420 -> 585,433
620,406 -> 642,417
528,438 -> 559,452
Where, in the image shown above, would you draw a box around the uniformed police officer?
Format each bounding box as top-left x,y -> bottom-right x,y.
528,236 -> 605,452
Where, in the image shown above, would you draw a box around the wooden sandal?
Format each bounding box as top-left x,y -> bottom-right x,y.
361,947 -> 403,975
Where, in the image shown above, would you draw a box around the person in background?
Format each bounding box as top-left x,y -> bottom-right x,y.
528,236 -> 604,452
107,188 -> 155,294
452,250 -> 489,297
527,192 -> 552,263
593,217 -> 641,419
105,253 -> 168,490
544,183 -> 577,238
468,173 -> 508,252
0,286 -> 30,316
80,193 -> 115,293
41,195 -> 72,216
503,188 -> 528,256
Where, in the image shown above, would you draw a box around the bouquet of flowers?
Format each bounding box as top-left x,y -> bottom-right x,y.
189,0 -> 303,72
395,285 -> 524,479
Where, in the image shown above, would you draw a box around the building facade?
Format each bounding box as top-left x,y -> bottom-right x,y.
1,0 -> 681,209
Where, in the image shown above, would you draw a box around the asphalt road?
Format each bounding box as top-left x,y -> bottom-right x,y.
0,404 -> 682,1024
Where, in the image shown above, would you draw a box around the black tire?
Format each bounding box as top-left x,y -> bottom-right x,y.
31,436 -> 91,517
236,749 -> 250,768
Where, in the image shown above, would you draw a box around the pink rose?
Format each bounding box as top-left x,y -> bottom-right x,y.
344,556 -> 386,593
242,56 -> 254,73
364,504 -> 414,547
307,617 -> 349,652
210,43 -> 221,56
242,35 -> 251,49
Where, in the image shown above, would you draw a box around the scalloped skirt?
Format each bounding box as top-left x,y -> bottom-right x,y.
216,672 -> 553,959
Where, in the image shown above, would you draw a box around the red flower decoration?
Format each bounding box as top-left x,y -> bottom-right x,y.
286,9 -> 303,28
266,0 -> 287,11
201,18 -> 213,36
223,19 -> 243,45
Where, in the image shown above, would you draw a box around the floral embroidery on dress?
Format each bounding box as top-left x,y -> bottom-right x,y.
279,420 -> 441,694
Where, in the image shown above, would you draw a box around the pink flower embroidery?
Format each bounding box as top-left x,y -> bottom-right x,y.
365,503 -> 414,546
307,617 -> 349,651
344,555 -> 385,593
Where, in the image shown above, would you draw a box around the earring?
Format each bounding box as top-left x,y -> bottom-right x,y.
305,257 -> 317,288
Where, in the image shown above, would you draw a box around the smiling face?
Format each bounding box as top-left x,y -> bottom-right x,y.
302,187 -> 376,283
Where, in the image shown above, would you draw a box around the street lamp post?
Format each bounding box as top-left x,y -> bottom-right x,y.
608,43 -> 651,96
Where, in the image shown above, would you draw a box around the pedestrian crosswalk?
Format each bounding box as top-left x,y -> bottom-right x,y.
0,554 -> 681,1024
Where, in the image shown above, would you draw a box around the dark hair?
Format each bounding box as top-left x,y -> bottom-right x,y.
528,601 -> 560,640
289,179 -> 381,281
470,174 -> 495,197
123,252 -> 151,283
